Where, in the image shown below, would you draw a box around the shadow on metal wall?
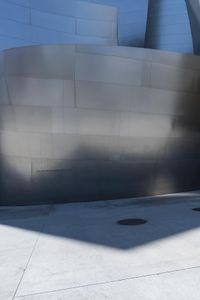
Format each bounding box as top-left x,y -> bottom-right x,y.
0,52 -> 200,249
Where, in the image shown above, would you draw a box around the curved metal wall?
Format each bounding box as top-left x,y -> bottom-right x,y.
145,0 -> 194,54
0,45 -> 200,205
185,0 -> 200,55
0,0 -> 198,53
0,0 -> 117,51
80,0 -> 149,47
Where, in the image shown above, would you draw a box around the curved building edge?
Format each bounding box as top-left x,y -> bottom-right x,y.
0,44 -> 200,205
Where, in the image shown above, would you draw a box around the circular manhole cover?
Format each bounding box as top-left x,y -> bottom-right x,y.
192,208 -> 200,212
117,218 -> 147,226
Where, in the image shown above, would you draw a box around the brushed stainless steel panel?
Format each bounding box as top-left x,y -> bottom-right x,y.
0,131 -> 53,159
150,63 -> 195,93
77,19 -> 115,39
186,0 -> 200,55
150,49 -> 200,70
1,155 -> 32,183
0,36 -> 35,52
131,87 -> 187,115
76,1 -> 116,22
78,0 -> 148,48
74,36 -> 114,45
0,78 -> 9,104
30,0 -> 76,17
0,1 -> 29,23
76,80 -> 133,111
61,108 -> 120,136
165,138 -> 199,160
0,51 -> 4,75
98,160 -> 157,183
76,45 -> 153,61
119,112 -> 172,138
9,0 -> 30,7
31,158 -> 76,185
146,0 -> 193,54
118,136 -> 166,161
31,10 -> 76,34
0,105 -> 52,133
52,134 -> 109,160
173,114 -> 200,138
76,53 -> 143,85
0,0 -> 117,51
194,71 -> 200,93
154,159 -> 198,193
0,130 -> 41,158
31,26 -> 72,44
7,77 -> 64,107
0,18 -> 31,40
63,80 -> 75,107
5,45 -> 75,78
0,45 -> 200,205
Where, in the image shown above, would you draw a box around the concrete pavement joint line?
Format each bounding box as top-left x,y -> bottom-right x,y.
12,206 -> 54,300
15,264 -> 200,299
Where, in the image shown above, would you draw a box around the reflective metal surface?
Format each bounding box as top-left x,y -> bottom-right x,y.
0,0 -> 199,55
79,0 -> 149,47
0,0 -> 149,49
185,0 -> 200,55
0,44 -> 200,205
0,0 -> 117,51
145,0 -> 193,54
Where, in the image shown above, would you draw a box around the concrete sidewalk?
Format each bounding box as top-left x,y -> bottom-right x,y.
1,191 -> 200,299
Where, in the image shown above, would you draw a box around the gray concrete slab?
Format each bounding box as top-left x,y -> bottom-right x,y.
0,192 -> 200,299
14,267 -> 200,300
0,248 -> 33,300
0,206 -> 50,299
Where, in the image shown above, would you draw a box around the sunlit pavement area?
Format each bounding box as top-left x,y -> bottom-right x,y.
1,192 -> 200,300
